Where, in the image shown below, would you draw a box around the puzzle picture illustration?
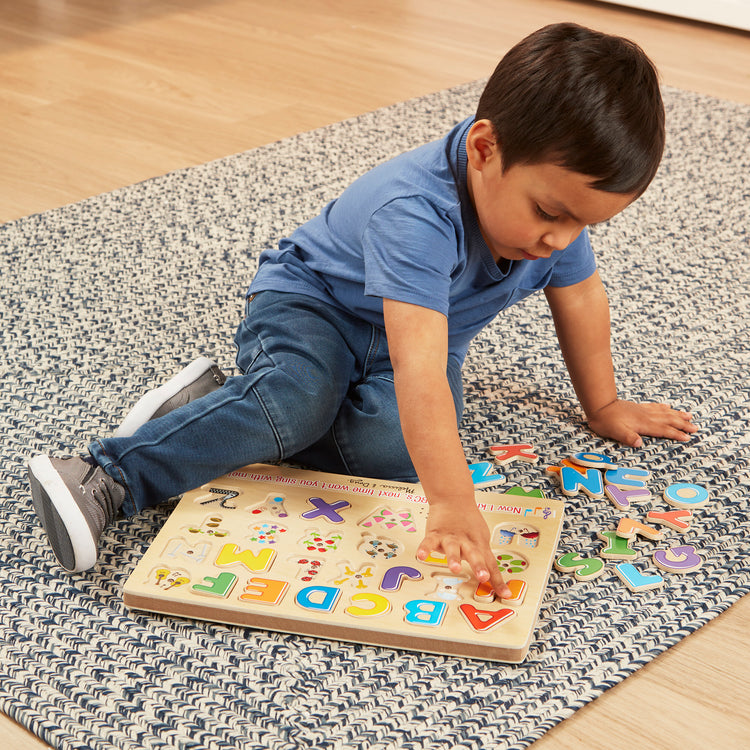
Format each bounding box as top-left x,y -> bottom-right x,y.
124,463 -> 565,662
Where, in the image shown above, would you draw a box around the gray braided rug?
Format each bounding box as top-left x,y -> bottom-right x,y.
1,81 -> 748,749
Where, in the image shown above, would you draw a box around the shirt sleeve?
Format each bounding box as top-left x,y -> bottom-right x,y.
362,197 -> 460,316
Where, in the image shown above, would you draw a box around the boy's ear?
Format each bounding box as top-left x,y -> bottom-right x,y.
466,119 -> 501,170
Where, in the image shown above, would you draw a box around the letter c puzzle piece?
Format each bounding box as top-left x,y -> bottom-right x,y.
346,593 -> 392,618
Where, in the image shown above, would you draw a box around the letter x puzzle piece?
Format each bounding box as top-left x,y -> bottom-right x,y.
301,496 -> 352,523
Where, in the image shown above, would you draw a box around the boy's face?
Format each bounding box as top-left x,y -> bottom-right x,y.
466,120 -> 635,263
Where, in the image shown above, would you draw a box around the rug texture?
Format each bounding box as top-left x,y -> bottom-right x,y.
1,81 -> 748,750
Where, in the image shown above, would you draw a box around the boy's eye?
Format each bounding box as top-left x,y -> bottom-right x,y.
535,204 -> 559,222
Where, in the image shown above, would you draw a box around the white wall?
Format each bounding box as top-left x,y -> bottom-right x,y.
604,0 -> 750,31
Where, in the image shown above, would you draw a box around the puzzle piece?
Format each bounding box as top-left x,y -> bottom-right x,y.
663,483 -> 709,508
652,544 -> 703,573
489,443 -> 539,465
614,562 -> 664,592
598,530 -> 638,560
380,565 -> 423,592
604,484 -> 651,510
468,461 -> 506,488
615,517 -> 664,541
568,452 -> 618,470
559,465 -> 604,498
554,552 -> 606,581
302,496 -> 351,523
646,509 -> 693,531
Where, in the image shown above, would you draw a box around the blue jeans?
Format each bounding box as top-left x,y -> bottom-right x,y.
91,291 -> 464,515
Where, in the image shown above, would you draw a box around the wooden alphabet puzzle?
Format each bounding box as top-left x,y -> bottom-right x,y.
123,464 -> 565,662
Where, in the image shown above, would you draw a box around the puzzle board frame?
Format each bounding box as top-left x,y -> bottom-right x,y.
123,464 -> 565,662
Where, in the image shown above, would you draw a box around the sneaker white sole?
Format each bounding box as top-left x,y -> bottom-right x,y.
114,356 -> 217,438
28,454 -> 98,572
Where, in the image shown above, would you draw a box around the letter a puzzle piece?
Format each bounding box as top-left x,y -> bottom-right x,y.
459,604 -> 516,632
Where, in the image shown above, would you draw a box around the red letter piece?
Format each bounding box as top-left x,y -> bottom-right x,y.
459,604 -> 516,632
489,444 -> 539,465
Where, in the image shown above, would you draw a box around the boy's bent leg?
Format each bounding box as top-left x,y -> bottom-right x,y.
294,358 -> 465,483
91,292 -> 359,514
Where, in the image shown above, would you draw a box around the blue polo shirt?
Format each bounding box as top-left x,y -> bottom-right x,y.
249,116 -> 596,364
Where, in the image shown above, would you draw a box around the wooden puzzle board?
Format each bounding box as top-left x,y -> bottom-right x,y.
123,464 -> 565,662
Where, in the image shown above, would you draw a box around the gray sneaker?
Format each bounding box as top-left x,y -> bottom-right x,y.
27,454 -> 126,572
115,356 -> 226,437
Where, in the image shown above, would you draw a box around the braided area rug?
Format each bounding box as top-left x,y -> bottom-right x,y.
2,82 -> 749,749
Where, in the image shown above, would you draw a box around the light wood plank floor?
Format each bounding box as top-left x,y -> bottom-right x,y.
2,1 -> 748,747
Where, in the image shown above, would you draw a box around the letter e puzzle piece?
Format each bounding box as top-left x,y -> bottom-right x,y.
123,463 -> 566,663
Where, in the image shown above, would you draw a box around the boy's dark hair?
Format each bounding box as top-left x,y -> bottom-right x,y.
476,23 -> 665,197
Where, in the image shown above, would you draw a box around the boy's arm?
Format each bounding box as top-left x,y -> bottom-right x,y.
544,271 -> 697,446
383,298 -> 510,598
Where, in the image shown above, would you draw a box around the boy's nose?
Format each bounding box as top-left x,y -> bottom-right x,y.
542,225 -> 583,252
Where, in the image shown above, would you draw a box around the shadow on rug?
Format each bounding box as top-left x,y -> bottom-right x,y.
1,81 -> 748,749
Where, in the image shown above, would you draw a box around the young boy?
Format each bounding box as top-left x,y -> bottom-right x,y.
27,23 -> 696,598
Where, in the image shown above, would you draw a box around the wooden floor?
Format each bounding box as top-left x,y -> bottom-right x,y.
2,0 -> 749,747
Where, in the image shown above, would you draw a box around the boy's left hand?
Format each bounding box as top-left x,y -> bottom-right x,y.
587,399 -> 697,448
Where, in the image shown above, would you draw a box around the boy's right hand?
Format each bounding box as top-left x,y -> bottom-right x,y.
383,297 -> 510,600
417,500 -> 511,599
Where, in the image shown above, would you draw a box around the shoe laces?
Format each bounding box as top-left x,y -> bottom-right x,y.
80,461 -> 120,528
